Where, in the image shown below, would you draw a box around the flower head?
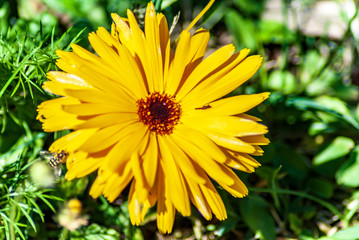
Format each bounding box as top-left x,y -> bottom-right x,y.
58,199 -> 88,231
37,0 -> 269,233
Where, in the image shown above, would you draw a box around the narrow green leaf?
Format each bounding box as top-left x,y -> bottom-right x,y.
17,203 -> 37,232
0,46 -> 40,98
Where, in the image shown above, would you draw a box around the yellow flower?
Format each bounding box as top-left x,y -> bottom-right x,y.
37,0 -> 269,234
58,199 -> 88,231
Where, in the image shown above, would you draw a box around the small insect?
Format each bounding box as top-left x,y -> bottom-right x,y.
40,150 -> 68,177
195,104 -> 212,110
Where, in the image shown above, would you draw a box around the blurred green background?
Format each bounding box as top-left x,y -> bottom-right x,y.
0,0 -> 359,239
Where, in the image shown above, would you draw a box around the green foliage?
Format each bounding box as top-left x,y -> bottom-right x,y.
1,0 -> 359,239
0,138 -> 62,239
240,195 -> 276,240
336,146 -> 359,187
69,224 -> 121,240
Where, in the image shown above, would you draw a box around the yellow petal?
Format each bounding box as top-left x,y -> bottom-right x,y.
207,131 -> 256,153
165,30 -> 191,95
142,133 -> 159,188
174,29 -> 210,87
70,43 -> 103,63
176,45 -> 239,100
79,121 -> 141,153
171,131 -> 235,186
199,176 -> 227,221
145,2 -> 163,92
88,31 -> 147,98
89,177 -> 105,199
128,176 -> 156,224
127,9 -> 157,93
129,181 -> 142,225
105,126 -> 148,171
189,29 -> 210,62
239,113 -> 262,122
158,136 -> 191,216
182,55 -> 263,107
65,152 -> 103,180
128,180 -> 150,225
74,112 -> 136,130
95,26 -> 122,52
183,115 -> 268,137
187,92 -> 270,116
63,102 -> 134,116
102,164 -> 133,202
162,35 -> 173,88
225,151 -> 261,172
216,167 -> 248,198
157,13 -> 171,68
37,97 -> 83,132
240,135 -> 270,145
95,27 -> 149,97
44,71 -> 91,96
111,13 -> 134,55
131,153 -> 149,203
175,125 -> 227,163
186,178 -> 212,220
157,169 -> 175,234
56,50 -> 137,101
49,128 -> 98,153
65,151 -> 87,169
252,146 -> 264,156
88,31 -> 121,67
165,135 -> 206,184
70,43 -> 139,99
225,158 -> 256,173
64,88 -> 135,113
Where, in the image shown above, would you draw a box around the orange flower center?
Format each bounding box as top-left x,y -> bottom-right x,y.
137,92 -> 181,135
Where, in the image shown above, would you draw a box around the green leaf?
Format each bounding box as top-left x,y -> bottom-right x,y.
336,146 -> 359,187
289,213 -> 302,235
259,20 -> 296,44
161,0 -> 178,9
202,1 -> 229,30
233,0 -> 265,15
224,10 -> 257,50
308,122 -> 334,136
214,219 -> 239,237
315,96 -> 354,122
313,137 -> 355,166
241,195 -> 276,240
355,104 -> 359,121
274,143 -> 309,181
331,225 -> 359,240
267,70 -> 297,94
306,178 -> 334,199
300,51 -> 325,84
286,97 -> 359,130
